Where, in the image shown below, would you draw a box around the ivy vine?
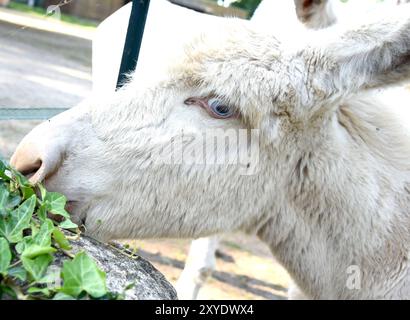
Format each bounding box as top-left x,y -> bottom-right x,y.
0,160 -> 125,300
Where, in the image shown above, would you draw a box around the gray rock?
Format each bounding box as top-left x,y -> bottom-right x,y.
52,236 -> 178,300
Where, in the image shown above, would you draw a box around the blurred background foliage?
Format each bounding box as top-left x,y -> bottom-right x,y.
214,0 -> 262,17
212,0 -> 388,18
227,0 -> 262,16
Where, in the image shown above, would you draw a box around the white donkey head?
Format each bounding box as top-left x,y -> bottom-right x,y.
11,5 -> 410,247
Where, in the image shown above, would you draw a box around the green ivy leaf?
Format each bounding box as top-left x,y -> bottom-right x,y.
59,219 -> 78,230
61,252 -> 107,298
0,184 -> 21,216
33,219 -> 54,247
15,236 -> 33,254
37,204 -> 48,222
0,184 -> 9,217
0,160 -> 122,300
22,244 -> 56,259
0,183 -> 9,207
6,194 -> 22,211
0,284 -> 17,300
44,193 -> 70,218
0,237 -> 11,275
53,292 -> 76,300
27,287 -> 50,297
12,168 -> 31,188
8,266 -> 27,282
0,161 -> 10,181
38,184 -> 47,202
16,219 -> 54,257
22,254 -> 53,281
31,223 -> 39,238
0,195 -> 36,243
52,228 -> 71,250
20,186 -> 35,201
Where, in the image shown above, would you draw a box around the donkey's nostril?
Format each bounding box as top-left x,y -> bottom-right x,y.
10,140 -> 47,184
19,159 -> 42,177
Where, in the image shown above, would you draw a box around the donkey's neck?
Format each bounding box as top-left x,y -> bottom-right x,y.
259,100 -> 410,299
259,173 -> 410,299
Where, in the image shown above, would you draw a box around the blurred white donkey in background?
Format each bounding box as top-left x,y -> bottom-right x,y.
92,0 -> 410,300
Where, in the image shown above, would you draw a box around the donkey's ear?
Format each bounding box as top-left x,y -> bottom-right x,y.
313,5 -> 410,94
294,0 -> 336,29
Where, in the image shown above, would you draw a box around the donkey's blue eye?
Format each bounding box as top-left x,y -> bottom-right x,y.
208,98 -> 235,119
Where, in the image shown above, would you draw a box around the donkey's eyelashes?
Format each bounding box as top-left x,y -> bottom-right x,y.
185,97 -> 237,120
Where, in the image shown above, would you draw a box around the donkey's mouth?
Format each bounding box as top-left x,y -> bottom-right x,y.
64,200 -> 89,229
46,201 -> 77,224
65,200 -> 78,215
